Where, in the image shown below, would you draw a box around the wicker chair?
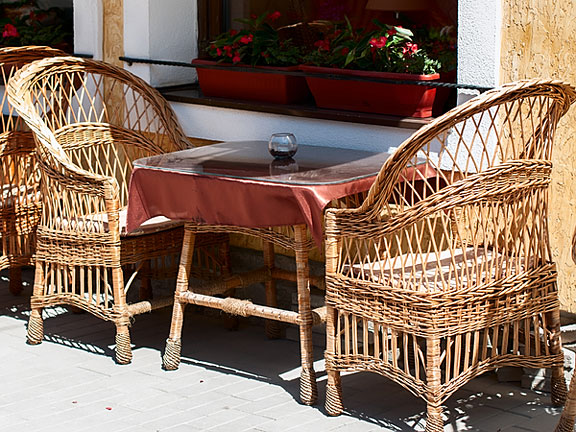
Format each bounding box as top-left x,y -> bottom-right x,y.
323,80 -> 576,431
0,46 -> 66,295
7,56 -> 228,364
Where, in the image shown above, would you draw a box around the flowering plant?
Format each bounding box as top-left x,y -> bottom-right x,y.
0,1 -> 72,49
207,11 -> 302,67
305,19 -> 441,75
413,25 -> 457,73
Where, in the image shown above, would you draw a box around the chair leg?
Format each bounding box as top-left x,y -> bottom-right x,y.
325,304 -> 343,415
9,266 -> 23,296
326,370 -> 343,415
549,309 -> 568,406
27,263 -> 46,345
425,337 -> 444,432
556,370 -> 576,432
294,225 -> 317,405
263,241 -> 281,339
115,323 -> 132,365
163,228 -> 195,371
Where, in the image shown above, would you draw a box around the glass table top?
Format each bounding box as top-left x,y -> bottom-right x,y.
134,141 -> 391,185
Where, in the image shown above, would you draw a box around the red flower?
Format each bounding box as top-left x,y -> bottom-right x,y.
341,47 -> 350,56
230,29 -> 238,36
232,52 -> 241,63
2,23 -> 19,39
239,34 -> 253,44
267,11 -> 281,21
314,39 -> 330,51
261,51 -> 270,58
223,45 -> 233,57
250,14 -> 258,19
216,47 -> 222,56
369,36 -> 387,49
387,28 -> 397,36
402,42 -> 419,56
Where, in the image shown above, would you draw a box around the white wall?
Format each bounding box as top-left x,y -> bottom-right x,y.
457,0 -> 502,101
124,0 -> 197,87
73,0 -> 102,59
172,103 -> 415,151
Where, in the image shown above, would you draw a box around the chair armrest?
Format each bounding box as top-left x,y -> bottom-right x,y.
326,159 -> 551,240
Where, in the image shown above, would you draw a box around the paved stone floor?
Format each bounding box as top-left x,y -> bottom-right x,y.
0,269 -> 567,432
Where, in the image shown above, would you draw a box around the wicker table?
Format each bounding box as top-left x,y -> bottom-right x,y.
126,140 -> 394,405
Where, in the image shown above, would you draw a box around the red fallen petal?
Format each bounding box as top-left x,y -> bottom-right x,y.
105,407 -> 112,410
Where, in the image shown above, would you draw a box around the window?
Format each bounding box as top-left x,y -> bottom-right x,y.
197,0 -> 457,55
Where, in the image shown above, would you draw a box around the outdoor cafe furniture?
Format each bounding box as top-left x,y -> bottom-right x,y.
322,79 -> 576,432
125,140 -> 406,405
0,46 -> 65,296
6,56 -> 229,364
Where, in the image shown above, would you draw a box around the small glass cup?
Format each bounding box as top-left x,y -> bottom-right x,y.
268,133 -> 298,159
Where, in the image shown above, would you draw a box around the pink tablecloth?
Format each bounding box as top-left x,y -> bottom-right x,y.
126,166 -> 377,247
127,167 -> 375,245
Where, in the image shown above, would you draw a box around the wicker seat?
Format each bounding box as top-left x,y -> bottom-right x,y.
6,56 -> 228,364
0,46 -> 66,295
323,80 -> 576,431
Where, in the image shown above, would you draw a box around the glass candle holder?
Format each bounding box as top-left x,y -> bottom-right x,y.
268,133 -> 298,159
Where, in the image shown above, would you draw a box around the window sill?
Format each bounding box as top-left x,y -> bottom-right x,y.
160,84 -> 432,130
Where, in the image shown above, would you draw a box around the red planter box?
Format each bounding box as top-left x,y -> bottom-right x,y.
192,59 -> 311,105
300,65 -> 440,118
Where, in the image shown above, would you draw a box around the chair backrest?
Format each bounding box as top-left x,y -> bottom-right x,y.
6,55 -> 193,207
0,46 -> 65,257
329,80 -> 576,292
1,46 -> 65,134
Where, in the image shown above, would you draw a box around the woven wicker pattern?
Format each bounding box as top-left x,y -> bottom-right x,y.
323,80 -> 576,431
0,46 -> 66,295
6,56 -> 228,363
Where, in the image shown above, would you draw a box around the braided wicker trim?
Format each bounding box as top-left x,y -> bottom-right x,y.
326,352 -> 563,405
30,293 -> 131,326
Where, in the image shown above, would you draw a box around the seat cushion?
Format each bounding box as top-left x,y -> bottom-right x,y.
348,247 -> 523,291
54,208 -> 182,237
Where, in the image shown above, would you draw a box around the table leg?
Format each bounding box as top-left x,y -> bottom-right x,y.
163,226 -> 196,371
263,240 -> 281,339
294,224 -> 317,405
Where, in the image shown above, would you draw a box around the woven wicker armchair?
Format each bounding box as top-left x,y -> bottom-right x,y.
0,46 -> 65,295
323,80 -> 576,431
7,56 -> 228,364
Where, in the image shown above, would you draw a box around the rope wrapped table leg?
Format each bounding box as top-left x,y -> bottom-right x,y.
115,328 -> 133,365
27,309 -> 44,345
163,338 -> 182,370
